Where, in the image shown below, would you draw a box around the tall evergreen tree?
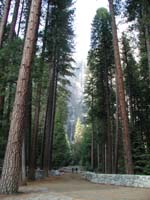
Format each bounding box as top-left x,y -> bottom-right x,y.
123,0 -> 150,173
42,0 -> 74,175
28,0 -> 50,180
108,0 -> 133,174
0,0 -> 41,194
84,8 -> 115,173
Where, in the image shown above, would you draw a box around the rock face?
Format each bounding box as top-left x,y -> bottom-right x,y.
82,172 -> 150,188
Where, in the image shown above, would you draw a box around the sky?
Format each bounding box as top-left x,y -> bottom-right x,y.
74,0 -> 109,62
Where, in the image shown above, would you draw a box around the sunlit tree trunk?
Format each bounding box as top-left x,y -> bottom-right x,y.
0,0 -> 41,194
108,0 -> 133,174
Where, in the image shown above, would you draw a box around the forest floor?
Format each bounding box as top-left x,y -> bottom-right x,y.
0,173 -> 150,200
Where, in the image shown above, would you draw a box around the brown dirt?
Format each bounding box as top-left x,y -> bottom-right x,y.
0,173 -> 150,200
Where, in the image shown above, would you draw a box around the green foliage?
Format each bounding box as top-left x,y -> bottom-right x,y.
0,38 -> 23,83
71,143 -> 82,165
46,0 -> 74,76
80,125 -> 92,169
0,38 -> 23,163
71,118 -> 84,165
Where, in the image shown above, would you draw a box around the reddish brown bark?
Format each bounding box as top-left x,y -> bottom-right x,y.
0,0 -> 41,194
108,0 -> 133,174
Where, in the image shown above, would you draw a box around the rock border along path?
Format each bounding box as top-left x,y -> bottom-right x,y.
82,172 -> 150,188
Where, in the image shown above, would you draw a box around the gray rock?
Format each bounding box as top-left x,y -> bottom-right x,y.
82,172 -> 150,188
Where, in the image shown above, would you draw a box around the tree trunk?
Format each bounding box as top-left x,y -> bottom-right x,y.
0,0 -> 41,194
103,56 -> 112,174
28,83 -> 41,179
6,84 -> 12,120
43,61 -> 57,176
26,0 -> 41,174
48,68 -> 58,170
91,81 -> 94,170
0,0 -> 11,47
145,26 -> 150,77
143,1 -> 150,77
97,144 -> 100,170
24,0 -> 32,37
108,0 -> 133,174
25,77 -> 32,170
102,39 -> 113,173
17,0 -> 25,36
8,0 -> 20,40
20,139 -> 27,185
0,86 -> 5,128
104,143 -> 107,173
105,83 -> 112,174
101,143 -> 105,173
114,85 -> 120,173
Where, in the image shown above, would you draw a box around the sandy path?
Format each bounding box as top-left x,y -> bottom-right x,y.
0,173 -> 150,200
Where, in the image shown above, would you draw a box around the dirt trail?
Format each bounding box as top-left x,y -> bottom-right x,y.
0,173 -> 150,200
